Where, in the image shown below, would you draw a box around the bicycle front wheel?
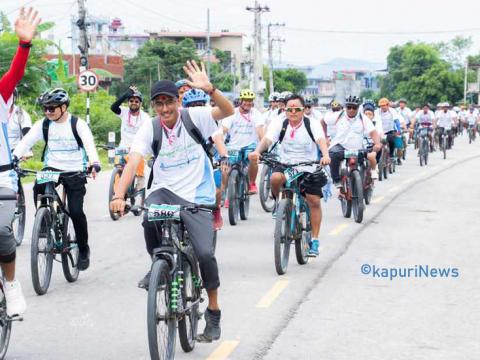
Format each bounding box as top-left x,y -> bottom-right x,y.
31,207 -> 54,295
259,165 -> 275,212
178,257 -> 200,353
0,293 -> 12,360
227,169 -> 240,226
13,184 -> 26,246
108,167 -> 122,221
274,198 -> 292,275
239,174 -> 250,220
147,260 -> 176,360
61,214 -> 79,283
352,171 -> 365,224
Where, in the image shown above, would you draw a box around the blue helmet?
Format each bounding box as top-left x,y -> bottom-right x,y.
175,79 -> 189,89
363,100 -> 375,112
182,89 -> 209,107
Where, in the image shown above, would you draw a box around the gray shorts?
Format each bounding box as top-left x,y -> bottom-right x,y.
0,187 -> 17,256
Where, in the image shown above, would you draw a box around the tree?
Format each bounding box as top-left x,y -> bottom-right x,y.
436,36 -> 473,69
0,11 -> 11,32
271,68 -> 307,94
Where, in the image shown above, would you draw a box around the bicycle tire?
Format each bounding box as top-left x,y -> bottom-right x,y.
61,214 -> 79,283
259,165 -> 275,212
274,198 -> 292,275
13,183 -> 26,246
147,260 -> 176,360
443,137 -> 447,160
239,174 -> 250,220
108,167 -> 122,221
31,207 -> 54,295
178,257 -> 200,353
352,171 -> 364,223
0,290 -> 12,360
295,206 -> 310,266
227,169 -> 239,226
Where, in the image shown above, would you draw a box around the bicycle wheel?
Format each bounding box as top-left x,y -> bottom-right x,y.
295,207 -> 310,266
31,207 -> 54,295
423,140 -> 429,165
227,169 -> 239,226
178,258 -> 200,353
443,137 -> 447,159
239,174 -> 250,220
13,183 -> 26,246
0,291 -> 12,360
147,260 -> 176,360
108,167 -> 122,221
259,166 -> 275,212
61,214 -> 79,283
382,151 -> 388,179
418,138 -> 424,166
352,171 -> 364,223
274,198 -> 292,275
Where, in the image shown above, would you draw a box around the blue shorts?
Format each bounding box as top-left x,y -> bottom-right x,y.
214,169 -> 221,189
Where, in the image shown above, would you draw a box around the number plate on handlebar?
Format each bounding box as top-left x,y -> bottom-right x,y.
115,148 -> 129,156
147,204 -> 181,222
344,150 -> 359,158
36,171 -> 61,184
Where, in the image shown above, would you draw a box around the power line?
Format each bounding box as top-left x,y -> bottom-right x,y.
284,26 -> 480,36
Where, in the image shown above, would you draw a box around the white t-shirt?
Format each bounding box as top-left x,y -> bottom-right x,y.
436,110 -> 455,130
7,105 -> 32,149
398,107 -> 412,125
375,108 -> 400,133
222,107 -> 264,149
465,110 -> 479,125
262,108 -> 278,128
266,116 -> 325,172
130,107 -> 218,204
13,115 -> 99,172
323,110 -> 342,138
416,110 -> 435,127
0,95 -> 17,190
117,106 -> 150,148
330,113 -> 376,151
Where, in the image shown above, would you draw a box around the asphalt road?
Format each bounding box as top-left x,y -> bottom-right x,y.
7,133 -> 480,360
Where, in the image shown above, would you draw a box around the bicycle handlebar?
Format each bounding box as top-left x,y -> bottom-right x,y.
260,154 -> 320,168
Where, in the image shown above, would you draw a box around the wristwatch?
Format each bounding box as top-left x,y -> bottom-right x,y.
19,41 -> 32,48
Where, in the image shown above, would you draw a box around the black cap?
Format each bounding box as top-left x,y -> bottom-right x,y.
150,80 -> 179,100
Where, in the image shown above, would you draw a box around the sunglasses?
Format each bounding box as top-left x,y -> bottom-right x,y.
129,99 -> 141,104
305,105 -> 312,109
43,105 -> 59,113
286,107 -> 304,113
346,105 -> 358,110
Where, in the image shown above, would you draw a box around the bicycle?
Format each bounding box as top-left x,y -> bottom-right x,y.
20,168 -> 84,295
11,175 -> 26,247
259,162 -> 275,213
261,154 -> 318,275
438,128 -> 449,160
131,202 -> 216,360
103,145 -> 145,221
338,149 -> 368,223
417,127 -> 430,166
0,192 -> 25,360
377,140 -> 389,181
468,124 -> 476,144
226,146 -> 253,225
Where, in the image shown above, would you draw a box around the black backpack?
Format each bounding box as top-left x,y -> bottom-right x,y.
148,108 -> 214,189
41,116 -> 84,162
271,116 -> 317,151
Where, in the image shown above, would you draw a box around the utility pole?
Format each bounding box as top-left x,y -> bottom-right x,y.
231,54 -> 237,97
206,8 -> 211,77
77,0 -> 91,125
246,1 -> 269,109
272,37 -> 286,65
464,58 -> 468,104
267,22 -> 285,95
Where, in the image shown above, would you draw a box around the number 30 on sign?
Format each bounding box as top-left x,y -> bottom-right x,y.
77,70 -> 99,92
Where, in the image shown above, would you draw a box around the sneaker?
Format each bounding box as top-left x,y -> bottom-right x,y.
371,169 -> 379,180
248,183 -> 258,194
138,270 -> 151,290
308,239 -> 320,257
224,199 -> 229,209
4,280 -> 26,317
197,308 -> 221,342
77,246 -> 90,271
213,208 -> 223,230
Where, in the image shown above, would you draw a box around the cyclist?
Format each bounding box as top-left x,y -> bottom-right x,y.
0,6 -> 40,317
304,96 -> 322,122
263,92 -> 280,129
14,88 -> 101,271
182,88 -> 229,230
329,96 -> 382,188
249,94 -> 331,256
222,89 -> 264,195
176,79 -> 192,106
110,86 -> 151,190
411,104 -> 435,151
362,101 -> 382,180
110,60 -> 234,342
322,100 -> 343,144
375,98 -> 403,165
435,102 -> 454,149
465,105 -> 479,138
7,88 -> 32,151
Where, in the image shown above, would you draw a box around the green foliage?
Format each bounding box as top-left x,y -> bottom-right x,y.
436,36 -> 472,69
360,89 -> 380,103
0,11 -> 11,32
272,68 -> 307,94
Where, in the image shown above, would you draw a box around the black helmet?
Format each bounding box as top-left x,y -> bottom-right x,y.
129,90 -> 143,103
345,95 -> 361,107
305,96 -> 314,106
38,88 -> 70,107
302,167 -> 328,189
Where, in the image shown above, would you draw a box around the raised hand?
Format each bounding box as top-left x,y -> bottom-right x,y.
14,7 -> 41,43
183,60 -> 213,93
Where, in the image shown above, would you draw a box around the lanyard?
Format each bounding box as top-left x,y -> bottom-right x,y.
159,111 -> 181,145
289,119 -> 304,139
240,111 -> 251,122
128,111 -> 140,127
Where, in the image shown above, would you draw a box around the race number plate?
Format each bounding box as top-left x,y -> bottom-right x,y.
36,171 -> 61,184
344,150 -> 359,158
147,204 -> 181,222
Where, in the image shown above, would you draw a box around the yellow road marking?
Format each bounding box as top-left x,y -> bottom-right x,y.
256,279 -> 289,309
328,223 -> 349,236
388,186 -> 400,193
420,171 -> 427,176
402,178 -> 414,185
371,196 -> 384,204
206,340 -> 240,360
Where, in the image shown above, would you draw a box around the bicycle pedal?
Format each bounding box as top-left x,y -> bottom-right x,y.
8,315 -> 24,322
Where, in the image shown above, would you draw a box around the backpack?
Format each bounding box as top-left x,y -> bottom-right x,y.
270,116 -> 317,151
147,108 -> 214,189
41,116 -> 84,162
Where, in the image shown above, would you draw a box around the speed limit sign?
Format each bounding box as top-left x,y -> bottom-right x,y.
77,70 -> 99,92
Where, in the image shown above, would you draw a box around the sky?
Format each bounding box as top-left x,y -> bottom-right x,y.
3,0 -> 480,66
